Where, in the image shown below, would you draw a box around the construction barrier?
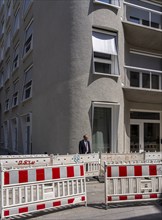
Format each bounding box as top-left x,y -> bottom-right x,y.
104,161 -> 162,209
51,153 -> 100,177
145,152 -> 162,161
0,163 -> 87,219
0,154 -> 51,168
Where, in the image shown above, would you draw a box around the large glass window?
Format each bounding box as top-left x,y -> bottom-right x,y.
11,118 -> 18,152
92,103 -> 119,153
129,70 -> 162,90
92,30 -> 119,75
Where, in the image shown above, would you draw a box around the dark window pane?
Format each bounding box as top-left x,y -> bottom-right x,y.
152,74 -> 159,90
130,16 -> 140,24
142,73 -> 150,88
94,52 -> 111,60
142,19 -> 149,26
95,62 -> 111,74
130,71 -> 140,87
130,111 -> 160,120
151,22 -> 159,29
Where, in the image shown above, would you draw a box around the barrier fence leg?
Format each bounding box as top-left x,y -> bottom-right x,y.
104,162 -> 108,210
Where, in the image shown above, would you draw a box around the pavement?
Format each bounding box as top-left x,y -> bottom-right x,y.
17,179 -> 162,220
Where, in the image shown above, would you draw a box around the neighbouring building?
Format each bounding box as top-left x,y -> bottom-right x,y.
0,0 -> 162,155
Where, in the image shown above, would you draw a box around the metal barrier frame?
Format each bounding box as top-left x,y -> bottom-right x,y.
104,161 -> 162,209
0,163 -> 87,219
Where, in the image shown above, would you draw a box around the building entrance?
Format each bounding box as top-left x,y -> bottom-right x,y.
130,111 -> 160,152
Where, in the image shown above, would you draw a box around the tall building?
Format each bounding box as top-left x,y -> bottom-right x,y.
0,0 -> 162,155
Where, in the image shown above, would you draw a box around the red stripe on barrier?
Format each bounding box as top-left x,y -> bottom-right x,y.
19,170 -> 28,183
37,204 -> 45,210
149,165 -> 157,176
135,194 -> 142,200
68,198 -> 75,204
4,172 -> 9,185
134,166 -> 142,176
67,166 -> 74,178
150,194 -> 157,199
119,196 -> 127,200
119,166 -> 127,177
107,166 -> 112,177
36,169 -> 45,181
52,167 -> 60,179
4,210 -> 9,217
107,196 -> 112,201
81,196 -> 85,201
53,201 -> 61,207
80,165 -> 84,176
19,207 -> 28,213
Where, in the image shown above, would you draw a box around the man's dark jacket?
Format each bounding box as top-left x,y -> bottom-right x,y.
79,140 -> 91,154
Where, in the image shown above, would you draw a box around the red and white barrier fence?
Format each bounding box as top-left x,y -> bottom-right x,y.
104,162 -> 162,209
0,163 -> 87,219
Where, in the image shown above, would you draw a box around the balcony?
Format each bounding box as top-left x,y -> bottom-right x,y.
122,1 -> 162,51
123,66 -> 162,104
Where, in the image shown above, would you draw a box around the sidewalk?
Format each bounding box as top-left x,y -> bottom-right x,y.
21,181 -> 162,220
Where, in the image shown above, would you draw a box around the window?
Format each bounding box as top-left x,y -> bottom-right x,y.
129,71 -> 161,90
21,113 -> 32,154
12,43 -> 19,71
23,0 -> 32,15
4,58 -> 10,83
5,87 -> 10,112
92,30 -> 119,75
11,118 -> 18,152
12,79 -> 19,107
23,66 -> 32,100
13,8 -> 20,36
92,102 -> 119,153
130,16 -> 140,24
23,21 -> 33,56
94,0 -> 120,7
3,120 -> 9,149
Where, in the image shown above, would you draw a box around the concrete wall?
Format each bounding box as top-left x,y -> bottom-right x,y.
32,0 -> 125,154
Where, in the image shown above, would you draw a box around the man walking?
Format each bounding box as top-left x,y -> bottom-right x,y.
79,134 -> 91,154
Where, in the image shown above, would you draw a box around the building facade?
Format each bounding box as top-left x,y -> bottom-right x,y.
0,0 -> 162,155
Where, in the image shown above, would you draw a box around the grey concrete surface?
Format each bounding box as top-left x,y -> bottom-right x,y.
18,180 -> 162,220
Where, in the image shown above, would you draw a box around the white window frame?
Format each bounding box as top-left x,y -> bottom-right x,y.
92,101 -> 119,153
93,0 -> 120,9
22,65 -> 32,101
92,29 -> 119,76
23,20 -> 33,57
129,70 -> 162,90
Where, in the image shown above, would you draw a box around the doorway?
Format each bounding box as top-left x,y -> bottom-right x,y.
130,111 -> 160,152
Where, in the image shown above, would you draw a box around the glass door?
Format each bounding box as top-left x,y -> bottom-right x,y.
130,121 -> 160,152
